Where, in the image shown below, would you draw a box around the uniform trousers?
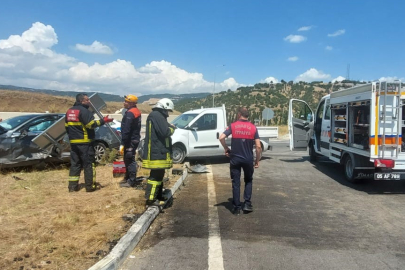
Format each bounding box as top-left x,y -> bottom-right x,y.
68,143 -> 96,191
230,159 -> 254,209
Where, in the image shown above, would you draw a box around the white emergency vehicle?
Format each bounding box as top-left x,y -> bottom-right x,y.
288,80 -> 405,182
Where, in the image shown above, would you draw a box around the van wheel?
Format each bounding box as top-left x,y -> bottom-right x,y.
344,155 -> 360,183
172,144 -> 186,164
309,142 -> 317,162
94,142 -> 107,163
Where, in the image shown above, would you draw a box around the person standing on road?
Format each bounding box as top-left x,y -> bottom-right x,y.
65,93 -> 113,192
219,106 -> 261,215
120,94 -> 142,187
142,98 -> 176,207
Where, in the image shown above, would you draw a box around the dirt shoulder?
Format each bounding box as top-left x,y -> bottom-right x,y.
0,162 -> 183,270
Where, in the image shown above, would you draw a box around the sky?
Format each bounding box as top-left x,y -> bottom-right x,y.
0,0 -> 404,98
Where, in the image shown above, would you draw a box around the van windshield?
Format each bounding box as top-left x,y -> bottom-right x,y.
171,113 -> 198,129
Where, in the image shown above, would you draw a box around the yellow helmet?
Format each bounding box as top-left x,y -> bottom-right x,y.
124,94 -> 138,103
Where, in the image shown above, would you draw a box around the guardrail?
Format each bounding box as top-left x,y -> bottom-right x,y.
0,112 -> 178,126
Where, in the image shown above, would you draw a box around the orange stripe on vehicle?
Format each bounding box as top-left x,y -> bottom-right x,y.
369,137 -> 402,145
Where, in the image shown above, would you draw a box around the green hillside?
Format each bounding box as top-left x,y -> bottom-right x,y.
176,80 -> 368,125
1,80 -> 375,125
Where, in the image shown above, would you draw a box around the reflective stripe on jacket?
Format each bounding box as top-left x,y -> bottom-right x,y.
65,103 -> 104,144
142,108 -> 174,169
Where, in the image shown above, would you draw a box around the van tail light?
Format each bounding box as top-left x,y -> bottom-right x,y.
374,159 -> 395,168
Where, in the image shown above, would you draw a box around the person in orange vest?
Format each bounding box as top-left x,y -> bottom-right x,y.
120,94 -> 142,187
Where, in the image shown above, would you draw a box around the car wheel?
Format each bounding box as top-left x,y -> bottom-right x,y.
344,154 -> 360,183
94,142 -> 107,163
172,144 -> 186,164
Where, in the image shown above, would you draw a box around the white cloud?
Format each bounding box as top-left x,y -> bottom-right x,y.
294,68 -> 331,82
332,76 -> 345,83
287,56 -> 298,62
75,41 -> 113,54
379,76 -> 405,82
260,77 -> 279,84
298,26 -> 312,31
284,35 -> 307,43
325,46 -> 333,51
328,29 -> 345,37
0,22 -> 57,57
0,22 -> 241,96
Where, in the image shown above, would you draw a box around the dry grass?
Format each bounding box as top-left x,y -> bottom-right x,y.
0,162 -> 183,270
277,125 -> 289,137
0,89 -> 181,114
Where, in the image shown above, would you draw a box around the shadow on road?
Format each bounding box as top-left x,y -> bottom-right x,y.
215,198 -> 234,213
312,158 -> 405,195
277,155 -> 405,194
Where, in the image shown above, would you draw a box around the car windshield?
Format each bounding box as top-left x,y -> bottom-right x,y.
0,125 -> 6,135
0,115 -> 37,131
171,113 -> 198,129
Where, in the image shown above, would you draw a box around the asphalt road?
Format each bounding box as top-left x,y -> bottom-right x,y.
121,140 -> 405,270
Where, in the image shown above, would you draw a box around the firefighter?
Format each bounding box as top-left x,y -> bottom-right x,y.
65,93 -> 113,192
120,94 -> 142,187
142,98 -> 176,206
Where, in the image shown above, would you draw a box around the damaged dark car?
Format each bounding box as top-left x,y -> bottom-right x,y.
0,114 -> 121,169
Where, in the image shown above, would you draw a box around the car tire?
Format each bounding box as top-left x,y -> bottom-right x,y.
344,154 -> 360,183
94,142 -> 107,163
172,144 -> 186,164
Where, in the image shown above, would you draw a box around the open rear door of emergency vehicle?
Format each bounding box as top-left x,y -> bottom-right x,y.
288,99 -> 313,151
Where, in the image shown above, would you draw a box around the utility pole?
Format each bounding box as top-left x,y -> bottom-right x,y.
212,64 -> 225,107
213,73 -> 216,108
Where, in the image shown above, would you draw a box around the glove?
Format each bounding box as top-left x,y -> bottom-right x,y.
103,115 -> 113,123
119,145 -> 124,155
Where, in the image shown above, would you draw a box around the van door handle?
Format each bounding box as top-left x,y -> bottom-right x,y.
327,126 -> 330,128
216,132 -> 219,139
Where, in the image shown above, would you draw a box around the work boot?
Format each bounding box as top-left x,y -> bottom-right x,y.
86,184 -> 101,192
243,203 -> 253,212
119,180 -> 135,188
232,207 -> 241,216
146,200 -> 165,207
68,186 -> 79,192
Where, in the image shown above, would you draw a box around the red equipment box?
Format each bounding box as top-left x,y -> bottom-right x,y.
113,161 -> 126,177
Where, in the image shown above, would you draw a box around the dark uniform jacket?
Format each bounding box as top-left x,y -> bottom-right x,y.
223,119 -> 259,164
142,108 -> 175,169
65,102 -> 105,144
121,106 -> 141,148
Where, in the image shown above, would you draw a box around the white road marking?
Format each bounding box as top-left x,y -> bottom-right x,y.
207,165 -> 225,270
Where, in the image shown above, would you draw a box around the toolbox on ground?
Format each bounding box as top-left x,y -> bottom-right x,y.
113,161 -> 126,177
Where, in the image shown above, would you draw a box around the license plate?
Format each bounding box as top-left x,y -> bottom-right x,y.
374,173 -> 402,180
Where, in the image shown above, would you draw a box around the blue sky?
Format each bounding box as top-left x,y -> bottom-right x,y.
0,0 -> 404,97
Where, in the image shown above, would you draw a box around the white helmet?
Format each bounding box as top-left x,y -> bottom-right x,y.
155,98 -> 174,112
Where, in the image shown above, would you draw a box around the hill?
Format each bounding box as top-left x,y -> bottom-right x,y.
0,80 -> 372,123
0,89 -> 153,114
0,84 -> 210,103
175,80 -> 369,125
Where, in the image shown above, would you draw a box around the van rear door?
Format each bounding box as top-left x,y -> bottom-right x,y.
288,99 -> 313,151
